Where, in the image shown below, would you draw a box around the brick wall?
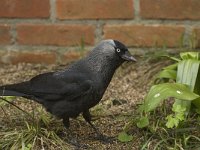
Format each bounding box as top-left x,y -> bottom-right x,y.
0,0 -> 200,64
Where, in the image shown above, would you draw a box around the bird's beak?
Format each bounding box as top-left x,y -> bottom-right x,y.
121,51 -> 137,62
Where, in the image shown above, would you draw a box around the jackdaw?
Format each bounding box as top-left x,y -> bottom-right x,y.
0,39 -> 136,136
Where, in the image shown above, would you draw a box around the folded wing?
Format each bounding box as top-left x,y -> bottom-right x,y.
0,71 -> 93,102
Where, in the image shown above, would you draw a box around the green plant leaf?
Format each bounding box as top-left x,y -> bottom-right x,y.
163,63 -> 178,70
174,59 -> 200,116
175,113 -> 185,121
172,104 -> 185,121
166,115 -> 179,128
144,83 -> 200,112
136,116 -> 149,128
118,132 -> 133,142
172,104 -> 186,113
176,59 -> 200,91
193,97 -> 200,109
156,69 -> 177,80
195,108 -> 200,114
180,52 -> 200,60
166,104 -> 186,128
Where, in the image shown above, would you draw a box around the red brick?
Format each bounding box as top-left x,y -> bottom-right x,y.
193,28 -> 200,48
61,50 -> 82,63
140,0 -> 200,20
17,24 -> 95,46
56,0 -> 134,19
0,24 -> 11,45
104,25 -> 185,47
1,51 -> 57,64
0,0 -> 50,18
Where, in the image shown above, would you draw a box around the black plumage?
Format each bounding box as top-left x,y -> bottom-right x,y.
0,40 -> 136,130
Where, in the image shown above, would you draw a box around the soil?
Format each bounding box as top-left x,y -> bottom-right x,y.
0,59 -> 169,150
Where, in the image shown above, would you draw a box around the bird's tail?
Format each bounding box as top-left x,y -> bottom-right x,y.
0,82 -> 29,97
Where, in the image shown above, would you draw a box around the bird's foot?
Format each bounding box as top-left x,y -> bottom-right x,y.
63,126 -> 89,149
90,133 -> 116,143
67,139 -> 89,149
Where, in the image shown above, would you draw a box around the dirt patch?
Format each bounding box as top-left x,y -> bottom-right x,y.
0,60 -> 169,150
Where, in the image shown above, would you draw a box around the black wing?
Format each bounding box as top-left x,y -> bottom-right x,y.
1,71 -> 93,102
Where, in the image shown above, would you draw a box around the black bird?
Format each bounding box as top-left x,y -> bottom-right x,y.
0,40 -> 136,134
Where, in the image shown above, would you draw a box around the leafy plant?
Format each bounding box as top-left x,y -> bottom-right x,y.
166,104 -> 186,128
118,131 -> 133,142
138,52 -> 200,128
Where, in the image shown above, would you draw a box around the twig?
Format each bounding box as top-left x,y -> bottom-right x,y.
0,97 -> 34,119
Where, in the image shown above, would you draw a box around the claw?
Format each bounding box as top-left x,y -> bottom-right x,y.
67,138 -> 89,149
92,134 -> 116,143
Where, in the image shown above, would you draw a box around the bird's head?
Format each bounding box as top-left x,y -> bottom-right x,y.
91,39 -> 137,63
111,39 -> 137,62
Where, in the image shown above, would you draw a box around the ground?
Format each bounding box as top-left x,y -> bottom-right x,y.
0,59 -> 169,150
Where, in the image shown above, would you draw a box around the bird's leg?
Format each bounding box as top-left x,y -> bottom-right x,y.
82,110 -> 114,143
82,109 -> 99,121
82,110 -> 99,133
62,116 -> 70,128
62,116 -> 88,149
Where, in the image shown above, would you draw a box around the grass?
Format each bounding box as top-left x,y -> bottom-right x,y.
0,99 -> 70,150
1,55 -> 200,149
129,51 -> 200,149
0,97 -> 118,150
125,101 -> 200,150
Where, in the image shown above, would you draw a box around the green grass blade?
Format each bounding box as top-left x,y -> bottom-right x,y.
162,55 -> 181,62
0,96 -> 15,106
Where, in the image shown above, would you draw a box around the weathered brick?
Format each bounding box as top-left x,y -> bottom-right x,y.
0,24 -> 11,45
193,28 -> 200,48
17,24 -> 95,46
0,0 -> 50,18
140,0 -> 200,20
1,51 -> 57,64
104,25 -> 185,47
61,50 -> 82,63
56,0 -> 134,19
